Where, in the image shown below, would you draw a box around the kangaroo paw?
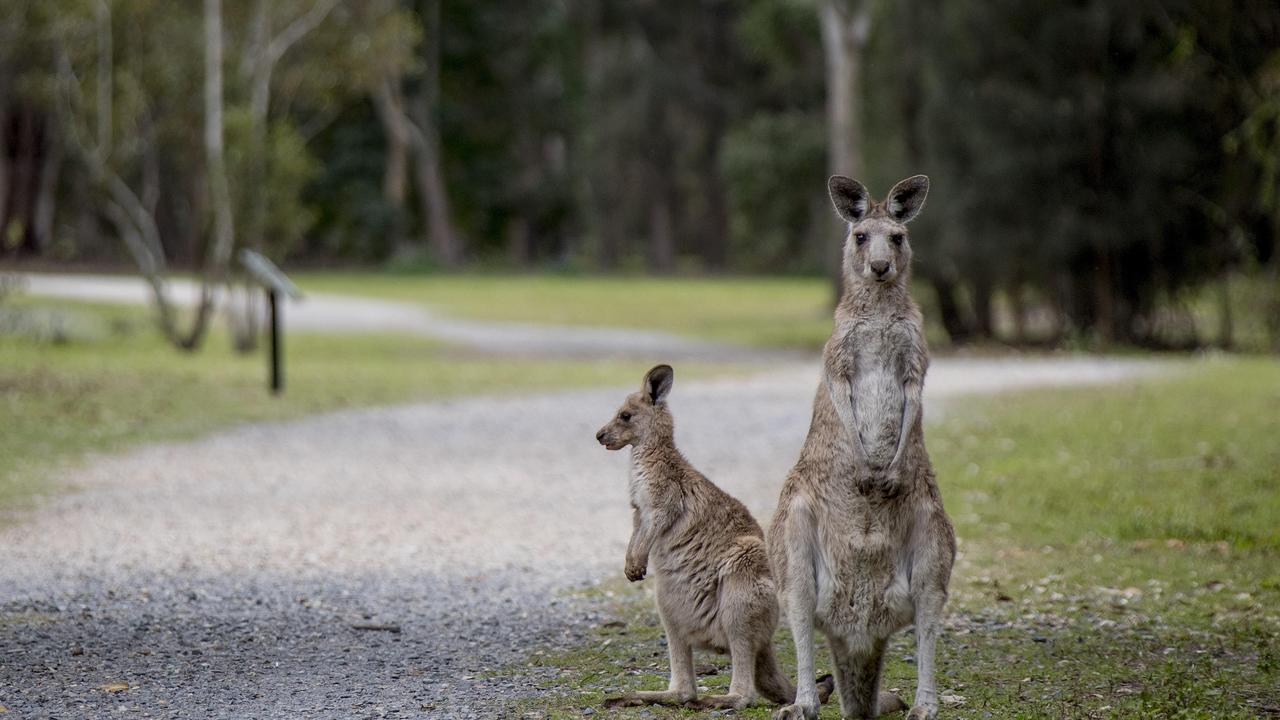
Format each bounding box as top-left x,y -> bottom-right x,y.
689,693 -> 751,710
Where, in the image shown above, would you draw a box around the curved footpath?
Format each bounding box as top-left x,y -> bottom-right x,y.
14,272 -> 771,361
0,353 -> 1159,718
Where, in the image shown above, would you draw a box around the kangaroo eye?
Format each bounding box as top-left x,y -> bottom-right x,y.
620,412 -> 631,422
854,233 -> 868,246
890,233 -> 904,246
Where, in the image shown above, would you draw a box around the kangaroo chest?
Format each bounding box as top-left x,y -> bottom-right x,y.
629,458 -> 651,517
843,322 -> 908,468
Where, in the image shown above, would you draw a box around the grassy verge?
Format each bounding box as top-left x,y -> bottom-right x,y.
509,357 -> 1280,718
0,298 -> 733,515
300,272 -> 947,351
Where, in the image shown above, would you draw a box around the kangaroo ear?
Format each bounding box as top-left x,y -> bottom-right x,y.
643,364 -> 674,405
886,175 -> 930,223
828,175 -> 871,223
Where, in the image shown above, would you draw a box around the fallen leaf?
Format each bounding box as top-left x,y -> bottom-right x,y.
941,694 -> 966,706
98,682 -> 129,693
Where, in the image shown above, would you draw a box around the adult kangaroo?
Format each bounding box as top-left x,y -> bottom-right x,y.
771,175 -> 956,720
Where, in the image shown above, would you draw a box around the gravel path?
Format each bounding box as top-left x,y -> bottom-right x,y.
0,356 -> 1159,718
13,273 -> 764,361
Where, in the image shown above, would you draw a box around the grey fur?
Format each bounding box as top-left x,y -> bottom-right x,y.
595,366 -> 836,711
771,176 -> 956,720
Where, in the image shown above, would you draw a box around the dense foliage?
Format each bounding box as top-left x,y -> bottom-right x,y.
1,0 -> 1277,347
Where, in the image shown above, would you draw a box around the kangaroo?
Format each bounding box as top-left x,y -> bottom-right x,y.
771,176 -> 956,720
595,365 -> 834,711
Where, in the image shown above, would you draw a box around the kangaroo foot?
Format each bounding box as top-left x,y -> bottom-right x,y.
774,702 -> 819,720
905,701 -> 938,719
689,692 -> 752,710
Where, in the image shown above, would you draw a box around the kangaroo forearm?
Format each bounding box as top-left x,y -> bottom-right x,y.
628,526 -> 653,560
888,379 -> 922,470
625,523 -> 653,581
629,506 -> 677,563
825,372 -> 869,462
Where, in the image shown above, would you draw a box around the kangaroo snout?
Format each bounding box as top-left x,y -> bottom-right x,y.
596,425 -> 623,450
870,259 -> 892,277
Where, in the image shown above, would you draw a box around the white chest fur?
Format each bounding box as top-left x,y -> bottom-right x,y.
628,454 -> 651,519
847,326 -> 904,467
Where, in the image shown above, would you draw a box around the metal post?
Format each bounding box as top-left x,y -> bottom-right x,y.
239,249 -> 300,395
269,288 -> 282,394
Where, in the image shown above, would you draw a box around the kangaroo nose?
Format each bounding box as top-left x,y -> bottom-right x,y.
596,430 -> 606,443
870,260 -> 891,276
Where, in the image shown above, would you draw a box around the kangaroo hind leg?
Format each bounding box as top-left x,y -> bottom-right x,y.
830,635 -> 906,718
691,635 -> 758,710
603,629 -> 696,708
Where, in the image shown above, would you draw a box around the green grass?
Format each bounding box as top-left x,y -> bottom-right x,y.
300,272 -> 882,351
510,357 -> 1280,719
0,298 -> 731,515
302,269 -> 1280,353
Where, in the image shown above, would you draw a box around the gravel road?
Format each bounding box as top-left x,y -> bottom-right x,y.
0,356 -> 1158,718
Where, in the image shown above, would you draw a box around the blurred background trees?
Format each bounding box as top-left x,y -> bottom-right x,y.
1,0 -> 1277,349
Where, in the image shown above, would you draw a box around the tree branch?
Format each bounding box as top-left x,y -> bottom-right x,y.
267,0 -> 342,66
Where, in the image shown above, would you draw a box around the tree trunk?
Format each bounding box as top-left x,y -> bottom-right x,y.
971,274 -> 995,339
242,0 -> 272,259
72,170 -> 99,254
373,75 -> 411,252
699,146 -> 730,272
931,276 -> 972,344
57,1 -> 187,344
33,120 -> 63,253
820,0 -> 870,302
185,0 -> 237,351
8,106 -> 37,252
1009,282 -> 1027,344
650,193 -> 675,273
506,216 -> 532,267
1217,273 -> 1233,349
569,0 -> 615,270
410,0 -> 461,266
696,102 -> 730,272
410,120 -> 460,265
1093,248 -> 1115,344
0,98 -> 9,242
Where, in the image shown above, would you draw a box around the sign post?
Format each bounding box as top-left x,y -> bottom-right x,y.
239,250 -> 303,395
